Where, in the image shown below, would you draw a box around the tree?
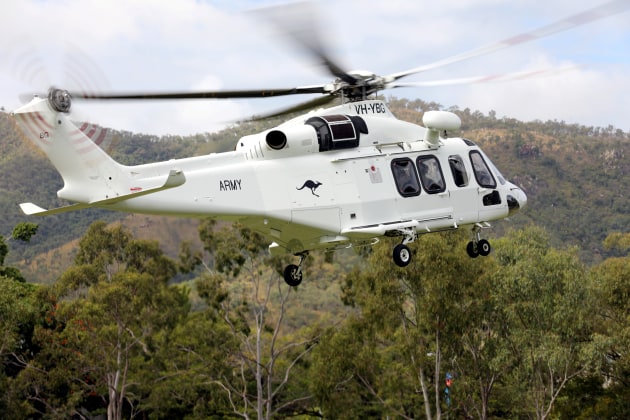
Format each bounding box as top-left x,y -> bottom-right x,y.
60,271 -> 189,419
0,278 -> 38,359
12,222 -> 188,419
0,223 -> 40,415
139,309 -> 238,418
492,227 -> 599,419
0,222 -> 39,282
11,222 -> 38,242
582,232 -> 630,417
195,220 -> 319,419
313,230 -> 495,419
0,277 -> 38,414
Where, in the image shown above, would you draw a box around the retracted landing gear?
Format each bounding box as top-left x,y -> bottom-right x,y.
393,227 -> 416,267
283,252 -> 308,287
466,224 -> 492,258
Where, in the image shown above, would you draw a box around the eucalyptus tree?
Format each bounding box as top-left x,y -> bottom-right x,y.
194,220 -> 319,419
313,230 -> 498,419
584,232 -> 630,417
492,227 -> 599,419
12,221 -> 189,419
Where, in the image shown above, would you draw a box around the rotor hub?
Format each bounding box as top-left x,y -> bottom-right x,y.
334,71 -> 389,100
48,88 -> 72,113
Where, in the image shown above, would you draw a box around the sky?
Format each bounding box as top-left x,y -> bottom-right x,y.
1,0 -> 629,136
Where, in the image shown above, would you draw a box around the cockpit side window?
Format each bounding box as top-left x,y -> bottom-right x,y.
448,155 -> 469,187
416,155 -> 446,194
391,158 -> 421,197
469,151 -> 497,189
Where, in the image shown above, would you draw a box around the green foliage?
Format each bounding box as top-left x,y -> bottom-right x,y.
8,222 -> 190,418
603,231 -> 630,253
71,220 -> 177,284
139,310 -> 238,418
314,230 -> 498,418
0,223 -> 35,282
492,227 -> 599,418
0,277 -> 38,357
585,248 -> 630,418
313,227 -> 614,418
197,219 -> 270,277
11,222 -> 38,242
0,236 -> 7,267
0,219 -> 628,417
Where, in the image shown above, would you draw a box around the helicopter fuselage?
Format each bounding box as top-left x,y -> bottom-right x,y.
12,94 -> 526,283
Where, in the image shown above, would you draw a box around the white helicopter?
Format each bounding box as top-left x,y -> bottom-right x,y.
10,2 -> 626,286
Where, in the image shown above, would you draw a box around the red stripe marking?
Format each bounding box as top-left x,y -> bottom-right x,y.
94,128 -> 108,146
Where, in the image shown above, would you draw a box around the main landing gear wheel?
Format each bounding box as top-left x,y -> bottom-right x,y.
393,243 -> 412,267
283,264 -> 303,287
283,252 -> 308,287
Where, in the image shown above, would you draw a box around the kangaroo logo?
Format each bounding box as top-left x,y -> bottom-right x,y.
296,180 -> 323,197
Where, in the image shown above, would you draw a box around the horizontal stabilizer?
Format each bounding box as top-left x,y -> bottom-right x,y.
20,169 -> 186,216
20,202 -> 90,216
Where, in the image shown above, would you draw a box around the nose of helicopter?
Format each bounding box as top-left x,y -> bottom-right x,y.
506,182 -> 527,215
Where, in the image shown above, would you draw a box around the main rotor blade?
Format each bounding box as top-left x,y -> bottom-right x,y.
250,94 -> 338,121
389,65 -> 579,88
253,2 -> 358,85
69,85 -> 327,100
388,0 -> 630,81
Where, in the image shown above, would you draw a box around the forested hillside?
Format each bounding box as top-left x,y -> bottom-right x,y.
0,98 -> 628,417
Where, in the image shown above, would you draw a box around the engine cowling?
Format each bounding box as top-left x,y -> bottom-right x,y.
264,124 -> 319,155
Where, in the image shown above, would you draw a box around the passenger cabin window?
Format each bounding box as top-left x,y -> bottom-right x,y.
391,158 -> 421,197
448,155 -> 468,187
417,155 -> 446,194
305,115 -> 363,151
469,151 -> 497,189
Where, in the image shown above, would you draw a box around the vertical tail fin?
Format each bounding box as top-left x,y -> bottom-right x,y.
12,91 -> 128,203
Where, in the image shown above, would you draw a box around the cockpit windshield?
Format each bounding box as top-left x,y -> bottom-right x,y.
469,151 -> 497,189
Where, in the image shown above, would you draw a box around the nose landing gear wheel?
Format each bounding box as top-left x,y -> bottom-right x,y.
477,239 -> 491,256
467,241 -> 479,258
466,239 -> 491,258
393,243 -> 412,267
467,224 -> 492,258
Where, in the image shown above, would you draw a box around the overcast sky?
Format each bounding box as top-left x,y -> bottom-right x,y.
2,0 -> 629,136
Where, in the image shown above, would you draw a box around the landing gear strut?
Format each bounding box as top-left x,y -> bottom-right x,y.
283,252 -> 308,287
467,224 -> 492,258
